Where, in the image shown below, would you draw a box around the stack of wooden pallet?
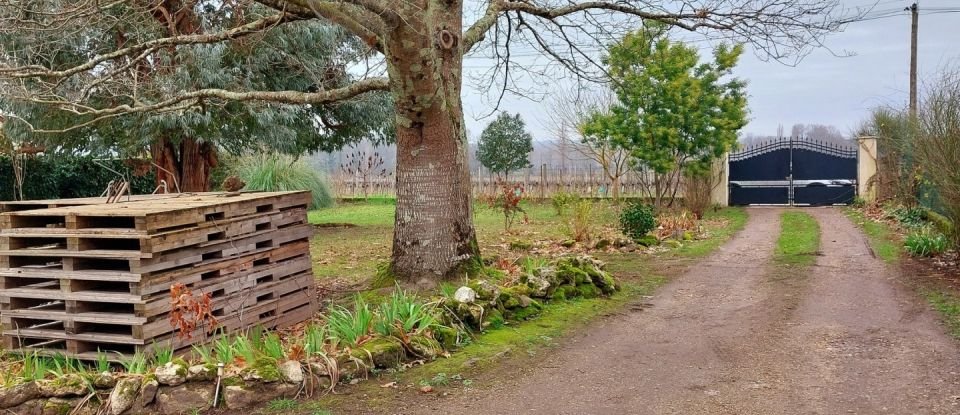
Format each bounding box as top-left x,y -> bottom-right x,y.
0,191 -> 317,359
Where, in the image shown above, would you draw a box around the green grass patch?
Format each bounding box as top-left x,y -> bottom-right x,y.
775,211 -> 820,266
845,208 -> 901,264
924,290 -> 960,338
673,207 -> 748,259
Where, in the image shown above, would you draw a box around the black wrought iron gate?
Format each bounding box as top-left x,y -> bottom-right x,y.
729,137 -> 858,206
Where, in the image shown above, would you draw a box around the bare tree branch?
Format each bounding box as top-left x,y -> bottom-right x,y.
0,13 -> 304,79
5,77 -> 391,134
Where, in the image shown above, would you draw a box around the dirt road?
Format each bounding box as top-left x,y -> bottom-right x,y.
406,208 -> 960,414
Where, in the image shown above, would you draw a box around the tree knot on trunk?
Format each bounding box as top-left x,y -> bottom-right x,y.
436,29 -> 458,51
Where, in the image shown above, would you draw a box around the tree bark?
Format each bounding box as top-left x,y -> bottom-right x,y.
151,137 -> 217,193
388,1 -> 480,287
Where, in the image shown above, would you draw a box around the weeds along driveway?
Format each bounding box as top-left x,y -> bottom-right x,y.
401,208 -> 960,415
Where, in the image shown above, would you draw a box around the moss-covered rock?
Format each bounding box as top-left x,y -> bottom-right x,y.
242,357 -> 281,382
498,285 -> 531,309
484,308 -> 505,329
469,279 -> 501,305
107,377 -> 140,415
0,381 -> 41,409
522,273 -> 553,298
41,397 -> 72,415
509,240 -> 532,251
636,235 -> 659,247
408,334 -> 444,359
508,299 -> 543,321
433,326 -> 460,350
560,239 -> 576,248
352,336 -> 405,369
37,374 -> 87,398
577,283 -> 601,299
593,239 -> 611,250
663,239 -> 683,249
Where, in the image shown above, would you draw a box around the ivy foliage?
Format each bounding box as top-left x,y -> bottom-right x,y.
583,23 -> 747,176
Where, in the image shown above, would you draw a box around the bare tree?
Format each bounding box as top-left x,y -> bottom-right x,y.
0,0 -> 853,284
340,145 -> 390,199
545,85 -> 631,201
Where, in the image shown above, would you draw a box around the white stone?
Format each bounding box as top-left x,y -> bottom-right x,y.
108,377 -> 140,415
279,360 -> 304,384
453,286 -> 477,303
154,362 -> 187,386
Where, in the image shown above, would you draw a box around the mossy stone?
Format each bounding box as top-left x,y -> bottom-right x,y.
636,235 -> 659,247
249,357 -> 282,382
509,240 -> 532,251
353,336 -> 405,369
577,283 -> 600,299
510,304 -> 543,320
484,308 -> 505,329
433,326 -> 460,350
408,335 -> 444,360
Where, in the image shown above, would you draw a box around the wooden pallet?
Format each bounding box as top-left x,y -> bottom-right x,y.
0,191 -> 318,359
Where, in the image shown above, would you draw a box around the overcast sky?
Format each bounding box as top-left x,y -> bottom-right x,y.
459,0 -> 959,142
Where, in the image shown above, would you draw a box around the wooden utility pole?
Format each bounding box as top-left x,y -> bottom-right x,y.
909,2 -> 919,120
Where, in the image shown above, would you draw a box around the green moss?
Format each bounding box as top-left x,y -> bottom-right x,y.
43,400 -> 72,415
576,283 -> 600,299
433,326 -> 460,350
923,208 -> 954,236
222,376 -> 245,387
250,357 -> 282,382
636,235 -> 659,247
557,263 -> 590,285
509,240 -> 532,251
352,337 -> 405,369
499,285 -> 531,309
484,308 -> 505,329
371,262 -> 396,289
408,335 -> 444,359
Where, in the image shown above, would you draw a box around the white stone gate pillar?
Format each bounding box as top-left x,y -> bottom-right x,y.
857,136 -> 879,203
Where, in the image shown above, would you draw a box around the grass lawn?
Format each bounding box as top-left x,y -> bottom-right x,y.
309,199 -> 617,288
775,211 -> 821,266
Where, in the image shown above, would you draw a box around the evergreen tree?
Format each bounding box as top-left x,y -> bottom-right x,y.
476,113 -> 533,178
0,3 -> 392,191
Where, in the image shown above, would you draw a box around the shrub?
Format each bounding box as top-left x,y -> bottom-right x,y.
564,199 -> 594,242
905,228 -> 950,257
620,203 -> 656,242
232,154 -> 333,208
551,191 -> 578,216
889,206 -> 926,228
682,173 -> 713,219
914,69 -> 960,247
483,182 -> 527,231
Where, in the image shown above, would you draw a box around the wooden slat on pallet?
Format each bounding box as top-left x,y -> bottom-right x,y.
0,191 -> 318,359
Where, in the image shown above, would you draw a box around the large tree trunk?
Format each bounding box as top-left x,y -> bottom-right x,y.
387,1 -> 480,287
151,137 -> 217,193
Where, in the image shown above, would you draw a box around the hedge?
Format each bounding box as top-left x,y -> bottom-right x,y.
0,155 -> 156,201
